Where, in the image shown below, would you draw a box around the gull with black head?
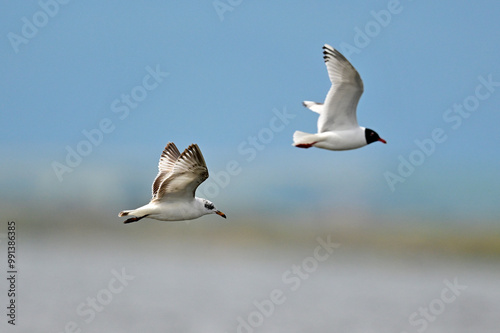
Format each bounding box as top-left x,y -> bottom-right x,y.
119,142 -> 226,224
293,44 -> 387,151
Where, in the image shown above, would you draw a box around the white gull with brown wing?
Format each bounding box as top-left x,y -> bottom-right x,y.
119,142 -> 226,223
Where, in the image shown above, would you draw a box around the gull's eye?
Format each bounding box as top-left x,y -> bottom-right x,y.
204,202 -> 214,210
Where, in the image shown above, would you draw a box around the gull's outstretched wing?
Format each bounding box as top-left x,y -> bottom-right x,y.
152,142 -> 181,199
154,144 -> 208,201
317,44 -> 364,132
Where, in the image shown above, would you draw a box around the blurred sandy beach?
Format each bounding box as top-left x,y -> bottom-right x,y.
1,209 -> 499,333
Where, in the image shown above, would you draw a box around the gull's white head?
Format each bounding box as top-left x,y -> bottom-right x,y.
202,199 -> 226,219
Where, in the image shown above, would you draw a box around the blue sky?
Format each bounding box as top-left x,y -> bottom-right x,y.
1,1 -> 499,225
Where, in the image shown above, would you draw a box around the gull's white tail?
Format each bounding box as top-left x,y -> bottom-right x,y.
293,131 -> 321,148
118,210 -> 132,217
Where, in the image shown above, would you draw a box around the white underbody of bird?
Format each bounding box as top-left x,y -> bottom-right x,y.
293,44 -> 386,151
119,142 -> 226,224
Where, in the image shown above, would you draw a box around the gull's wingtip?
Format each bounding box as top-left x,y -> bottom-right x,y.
322,43 -> 333,50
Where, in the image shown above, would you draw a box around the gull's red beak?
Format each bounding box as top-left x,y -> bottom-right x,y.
216,210 -> 226,219
378,138 -> 387,144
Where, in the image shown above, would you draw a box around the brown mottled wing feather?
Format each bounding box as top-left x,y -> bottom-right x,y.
152,142 -> 181,199
154,144 -> 208,201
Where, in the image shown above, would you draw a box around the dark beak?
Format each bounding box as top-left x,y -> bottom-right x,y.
215,210 -> 226,219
